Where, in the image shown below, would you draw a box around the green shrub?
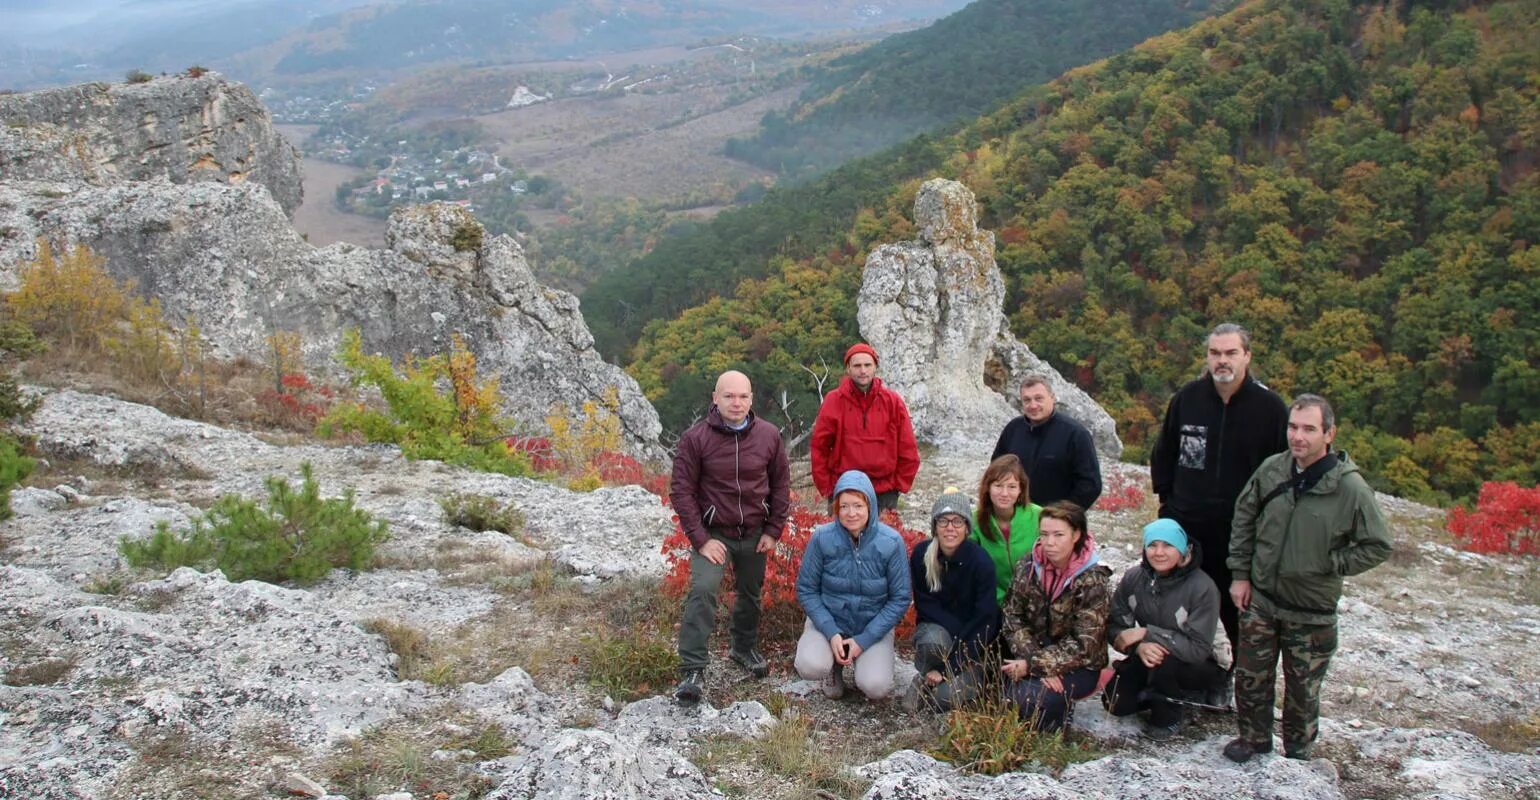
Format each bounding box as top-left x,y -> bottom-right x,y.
439,492 -> 524,535
320,330 -> 532,476
119,462 -> 388,584
579,626 -> 678,700
0,435 -> 35,523
125,69 -> 153,84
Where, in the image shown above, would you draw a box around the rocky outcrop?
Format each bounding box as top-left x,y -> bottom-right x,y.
858,179 -> 1122,459
0,73 -> 302,215
5,387 -> 1540,800
0,173 -> 662,460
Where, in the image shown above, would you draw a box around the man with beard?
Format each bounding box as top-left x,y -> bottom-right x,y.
1150,323 -> 1287,658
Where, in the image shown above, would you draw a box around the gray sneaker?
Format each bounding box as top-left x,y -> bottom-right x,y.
821,665 -> 845,699
729,647 -> 769,678
675,670 -> 703,704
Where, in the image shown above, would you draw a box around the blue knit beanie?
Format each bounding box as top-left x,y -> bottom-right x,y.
1142,518 -> 1189,554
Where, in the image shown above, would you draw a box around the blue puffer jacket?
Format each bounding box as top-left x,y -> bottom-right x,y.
796,470 -> 913,651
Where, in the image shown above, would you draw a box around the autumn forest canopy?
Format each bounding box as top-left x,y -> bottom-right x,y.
585,0 -> 1540,507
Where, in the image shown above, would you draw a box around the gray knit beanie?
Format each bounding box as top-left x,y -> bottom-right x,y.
930,486 -> 972,533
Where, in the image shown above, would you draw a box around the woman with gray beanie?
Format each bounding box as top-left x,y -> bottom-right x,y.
904,488 -> 999,711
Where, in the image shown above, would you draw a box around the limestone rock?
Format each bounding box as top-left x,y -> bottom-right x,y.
485,728 -> 722,800
0,182 -> 663,460
0,74 -> 301,215
612,697 -> 774,749
0,75 -> 663,460
858,178 -> 1122,459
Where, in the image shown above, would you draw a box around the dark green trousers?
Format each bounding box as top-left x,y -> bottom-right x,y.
677,533 -> 766,673
1235,603 -> 1338,757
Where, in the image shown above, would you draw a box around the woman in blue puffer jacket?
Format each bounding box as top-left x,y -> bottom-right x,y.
794,470 -> 912,700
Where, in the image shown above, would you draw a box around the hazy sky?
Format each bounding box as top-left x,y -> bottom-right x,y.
0,1 -> 213,38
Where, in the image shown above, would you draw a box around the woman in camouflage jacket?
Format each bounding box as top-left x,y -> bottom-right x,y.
1000,501 -> 1112,731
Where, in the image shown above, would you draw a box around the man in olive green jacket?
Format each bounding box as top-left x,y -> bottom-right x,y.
1222,394 -> 1391,763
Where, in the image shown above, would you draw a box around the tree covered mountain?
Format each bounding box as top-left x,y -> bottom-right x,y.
726,0 -> 1229,178
602,0 -> 1540,505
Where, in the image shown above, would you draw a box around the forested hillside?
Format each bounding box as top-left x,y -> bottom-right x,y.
613,0 -> 1540,506
585,0 -> 1228,355
726,0 -> 1227,177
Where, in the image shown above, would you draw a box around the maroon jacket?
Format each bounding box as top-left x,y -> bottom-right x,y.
810,376 -> 920,498
670,407 -> 791,550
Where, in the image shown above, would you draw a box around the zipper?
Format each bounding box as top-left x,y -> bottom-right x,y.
733,432 -> 743,527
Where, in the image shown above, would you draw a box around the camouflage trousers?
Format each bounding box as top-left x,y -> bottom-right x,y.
1234,604 -> 1338,756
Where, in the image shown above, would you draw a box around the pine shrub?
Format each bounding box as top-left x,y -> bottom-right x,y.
119,462 -> 389,583
0,435 -> 34,522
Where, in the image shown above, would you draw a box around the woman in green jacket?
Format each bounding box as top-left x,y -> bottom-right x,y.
972,454 -> 1042,605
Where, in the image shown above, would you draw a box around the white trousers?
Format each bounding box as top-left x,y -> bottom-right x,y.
793,617 -> 896,699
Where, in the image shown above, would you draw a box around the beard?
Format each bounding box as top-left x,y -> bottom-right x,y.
1211,369 -> 1237,384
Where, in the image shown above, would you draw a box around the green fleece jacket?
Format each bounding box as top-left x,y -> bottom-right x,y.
1228,451 -> 1392,624
970,503 -> 1042,605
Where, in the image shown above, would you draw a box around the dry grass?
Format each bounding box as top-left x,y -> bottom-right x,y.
17,342 -> 342,438
323,707 -> 512,800
109,716 -> 303,800
693,713 -> 872,800
2,655 -> 73,686
1462,712 -> 1540,754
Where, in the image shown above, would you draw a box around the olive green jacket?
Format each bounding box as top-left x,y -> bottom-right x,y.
1228,450 -> 1392,624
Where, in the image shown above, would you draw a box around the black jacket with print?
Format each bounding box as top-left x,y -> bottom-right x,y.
1150,374 -> 1287,522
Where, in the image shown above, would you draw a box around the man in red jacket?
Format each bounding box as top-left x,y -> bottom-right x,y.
810,343 -> 920,511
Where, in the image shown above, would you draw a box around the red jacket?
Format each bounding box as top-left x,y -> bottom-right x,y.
670,407 -> 791,550
810,376 -> 920,498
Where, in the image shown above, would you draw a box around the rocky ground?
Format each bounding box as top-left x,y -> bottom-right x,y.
2,388 -> 1538,800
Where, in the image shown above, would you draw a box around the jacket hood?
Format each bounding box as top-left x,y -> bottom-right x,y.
1308,450 -> 1358,493
833,470 -> 880,537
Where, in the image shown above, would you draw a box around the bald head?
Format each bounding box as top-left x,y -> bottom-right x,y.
713,370 -> 753,426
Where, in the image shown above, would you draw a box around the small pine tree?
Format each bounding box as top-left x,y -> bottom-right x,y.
119,462 -> 389,584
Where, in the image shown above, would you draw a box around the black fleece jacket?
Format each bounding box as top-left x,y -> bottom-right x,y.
1150,374 -> 1288,522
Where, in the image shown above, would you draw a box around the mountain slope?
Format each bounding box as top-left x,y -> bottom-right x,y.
727,0 -> 1228,177
618,0 -> 1540,505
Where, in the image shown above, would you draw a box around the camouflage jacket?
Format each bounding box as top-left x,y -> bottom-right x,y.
1001,558 -> 1112,678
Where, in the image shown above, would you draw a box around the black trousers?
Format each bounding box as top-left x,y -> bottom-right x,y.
1104,655 -> 1228,717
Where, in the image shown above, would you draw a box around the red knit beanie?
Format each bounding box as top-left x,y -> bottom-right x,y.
844,342 -> 879,366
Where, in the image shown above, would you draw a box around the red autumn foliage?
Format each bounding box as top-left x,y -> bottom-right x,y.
256,373 -> 336,430
1097,469 -> 1148,513
591,451 -> 670,497
1445,481 -> 1540,556
661,503 -> 927,645
506,436 -> 562,473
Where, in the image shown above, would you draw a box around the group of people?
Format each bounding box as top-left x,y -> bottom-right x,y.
668,325 -> 1391,764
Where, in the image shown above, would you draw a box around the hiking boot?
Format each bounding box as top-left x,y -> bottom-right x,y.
821,665 -> 845,699
1222,737 -> 1272,763
674,670 -> 703,704
1143,699 -> 1183,741
729,647 -> 769,679
1284,742 -> 1313,760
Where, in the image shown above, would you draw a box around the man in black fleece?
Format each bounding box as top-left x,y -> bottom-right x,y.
1150,323 -> 1287,653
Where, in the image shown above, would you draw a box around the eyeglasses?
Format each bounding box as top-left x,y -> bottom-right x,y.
936,517 -> 968,530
